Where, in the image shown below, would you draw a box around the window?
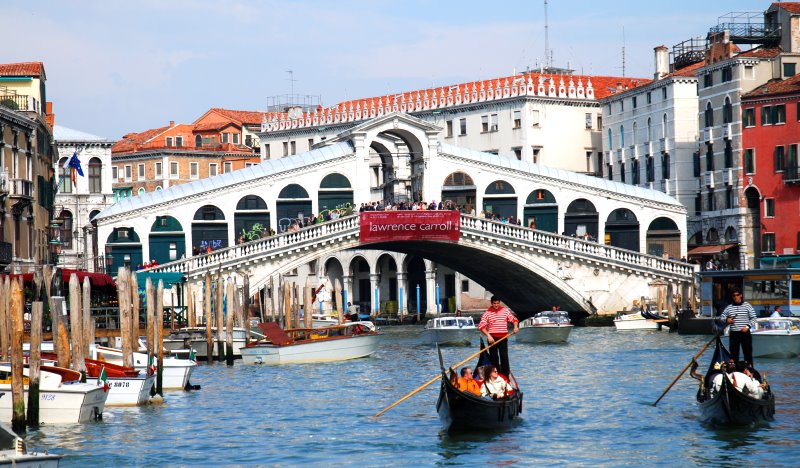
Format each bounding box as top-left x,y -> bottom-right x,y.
166,137 -> 173,147
233,133 -> 240,144
446,120 -> 453,137
620,162 -> 626,183
531,111 -> 540,127
461,280 -> 469,292
112,166 -> 118,180
693,151 -> 701,177
169,242 -> 177,261
223,162 -> 232,173
704,72 -> 713,88
762,233 -> 776,253
209,163 -> 218,176
170,161 -> 179,179
137,164 -> 145,180
721,66 -> 732,82
459,118 -> 467,135
632,96 -> 637,108
662,153 -> 670,179
707,189 -> 715,211
765,198 -> 775,217
632,159 -> 640,185
290,141 -> 296,154
744,148 -> 755,174
512,147 -> 522,160
646,117 -> 652,141
124,165 -> 132,182
195,134 -> 202,148
155,162 -> 162,178
743,108 -> 755,127
706,144 -> 714,172
774,104 -> 786,124
784,63 -> 796,78
704,102 -> 714,127
762,105 -> 773,125
481,115 -> 489,132
694,194 -> 702,216
489,114 -> 498,132
775,146 -> 786,172
282,142 -> 288,156
222,133 -> 229,144
788,144 -> 799,180
619,125 -> 625,147
532,147 -> 540,164
514,111 -> 522,129
585,113 -> 592,129
138,187 -> 145,195
662,87 -> 667,99
176,136 -> 183,148
646,91 -> 652,104
723,97 -> 732,124
597,115 -> 602,130
726,187 -> 734,209
645,156 -> 654,183
308,138 -> 314,149
88,158 -> 101,193
190,162 -> 199,179
264,144 -> 271,159
607,164 -> 613,180
619,100 -> 624,112
724,141 -> 733,168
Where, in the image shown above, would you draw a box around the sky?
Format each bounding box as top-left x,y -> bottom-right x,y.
6,0 -> 770,140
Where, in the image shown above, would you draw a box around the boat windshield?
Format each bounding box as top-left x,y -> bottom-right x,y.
757,319 -> 799,331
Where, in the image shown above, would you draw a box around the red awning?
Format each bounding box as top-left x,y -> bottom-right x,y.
1,269 -> 114,287
687,243 -> 737,256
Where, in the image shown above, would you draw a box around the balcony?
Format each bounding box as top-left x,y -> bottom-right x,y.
9,178 -> 33,199
785,166 -> 800,184
722,168 -> 734,186
704,171 -> 715,188
704,128 -> 713,143
722,123 -> 732,140
0,170 -> 8,195
604,151 -> 611,165
646,141 -> 654,155
0,241 -> 11,268
0,94 -> 40,113
661,179 -> 671,193
616,148 -> 625,162
630,145 -> 639,160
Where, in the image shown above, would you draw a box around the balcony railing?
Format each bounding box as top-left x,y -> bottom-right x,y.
704,171 -> 715,188
0,94 -> 39,113
0,241 -> 11,267
785,166 -> 800,184
0,170 -> 8,194
9,178 -> 33,198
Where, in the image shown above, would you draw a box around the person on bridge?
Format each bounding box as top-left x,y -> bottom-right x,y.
478,296 -> 519,377
718,288 -> 757,365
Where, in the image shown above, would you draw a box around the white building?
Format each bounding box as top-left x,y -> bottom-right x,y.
53,125 -> 115,272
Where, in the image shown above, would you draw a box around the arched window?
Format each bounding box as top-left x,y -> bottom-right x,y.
723,97 -> 733,124
57,157 -> 71,193
662,114 -> 668,139
647,117 -> 652,142
88,157 -> 102,193
59,210 -> 73,249
138,187 -> 145,195
607,128 -> 613,149
619,125 -> 625,148
632,122 -> 637,145
195,134 -> 202,148
705,102 -> 714,128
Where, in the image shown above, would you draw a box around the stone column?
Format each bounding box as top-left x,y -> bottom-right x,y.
369,273 -> 381,316
342,274 -> 354,312
396,271 -> 409,319
424,260 -> 437,316
454,272 -> 463,311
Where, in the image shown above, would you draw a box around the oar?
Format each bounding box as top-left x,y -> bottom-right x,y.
374,332 -> 515,417
652,332 -> 720,406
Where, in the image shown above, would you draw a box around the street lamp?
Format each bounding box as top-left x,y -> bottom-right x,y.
104,243 -> 114,276
48,219 -> 63,265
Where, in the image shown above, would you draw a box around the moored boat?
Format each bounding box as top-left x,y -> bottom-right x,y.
88,345 -> 196,390
162,326 -> 257,360
435,342 -> 522,431
613,312 -> 663,330
0,364 -> 107,424
241,322 -> 379,365
421,316 -> 478,346
0,423 -> 61,467
515,310 -> 573,343
696,337 -> 775,426
724,317 -> 800,358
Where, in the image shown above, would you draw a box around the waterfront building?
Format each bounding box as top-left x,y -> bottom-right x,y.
111,109 -> 262,201
741,72 -> 800,267
690,2 -> 800,269
53,125 -> 115,272
0,62 -> 56,273
600,46 -> 701,253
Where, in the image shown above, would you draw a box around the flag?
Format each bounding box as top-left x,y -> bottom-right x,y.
97,366 -> 109,392
189,348 -> 196,362
63,150 -> 84,188
148,354 -> 156,376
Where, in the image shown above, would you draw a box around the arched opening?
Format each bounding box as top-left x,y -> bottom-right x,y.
105,228 -> 143,273
564,199 -> 598,238
646,217 -> 681,259
376,254 -> 398,316
195,134 -> 202,148
318,173 -> 353,216
90,210 -> 101,271
323,257 -> 344,298
441,171 -> 476,214
744,186 -> 761,260
523,189 -> 557,233
88,157 -> 102,193
349,256 -> 371,315
276,183 -> 311,232
405,256 -> 427,317
705,102 -> 714,127
59,210 -> 74,250
706,228 -> 720,244
483,180 -> 517,221
605,208 -> 640,251
235,195 -> 270,242
192,205 -> 228,253
149,215 -> 185,264
369,127 -> 426,203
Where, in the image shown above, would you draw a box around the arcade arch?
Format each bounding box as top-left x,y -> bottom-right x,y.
276,184 -> 311,232
318,173 -> 353,215
606,208 -> 639,251
106,227 -> 142,272
235,195 -> 270,241
441,171 -> 476,213
149,215 -> 185,264
564,199 -> 598,239
523,189 -> 557,233
483,180 -> 517,220
646,217 -> 681,259
192,205 -> 227,253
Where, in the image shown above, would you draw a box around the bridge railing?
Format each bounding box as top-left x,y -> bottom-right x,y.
460,215 -> 695,279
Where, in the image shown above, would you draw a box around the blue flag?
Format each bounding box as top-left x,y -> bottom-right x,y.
63,151 -> 84,188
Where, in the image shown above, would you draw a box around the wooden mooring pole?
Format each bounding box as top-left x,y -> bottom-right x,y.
131,272 -> 140,350
82,276 -> 92,358
225,279 -> 235,366
0,276 -> 9,363
156,280 -> 165,396
205,271 -> 213,361
10,278 -> 26,433
69,274 -> 86,380
215,269 -> 224,362
118,267 -> 133,368
27,272 -> 44,428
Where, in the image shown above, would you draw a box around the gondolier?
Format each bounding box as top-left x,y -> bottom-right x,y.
478,296 -> 519,377
718,288 -> 757,365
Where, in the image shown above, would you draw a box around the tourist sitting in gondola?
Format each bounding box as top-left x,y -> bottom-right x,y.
480,365 -> 514,400
456,367 -> 480,396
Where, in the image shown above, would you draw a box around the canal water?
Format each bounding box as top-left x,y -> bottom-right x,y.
23,326 -> 800,466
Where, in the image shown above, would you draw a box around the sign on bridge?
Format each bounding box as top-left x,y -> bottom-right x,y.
359,211 -> 460,243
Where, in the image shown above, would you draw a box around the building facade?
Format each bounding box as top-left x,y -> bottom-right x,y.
53,125 -> 115,272
0,62 -> 56,273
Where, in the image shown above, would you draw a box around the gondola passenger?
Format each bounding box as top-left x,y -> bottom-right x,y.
480,366 -> 513,400
456,367 -> 480,396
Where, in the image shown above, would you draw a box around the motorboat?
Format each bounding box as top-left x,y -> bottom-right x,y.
421,316 -> 479,346
162,326 -> 264,360
613,312 -> 664,330
724,317 -> 800,358
0,423 -> 61,467
241,322 -> 379,365
89,345 -> 196,391
516,310 -> 573,343
311,313 -> 340,328
0,364 -> 107,424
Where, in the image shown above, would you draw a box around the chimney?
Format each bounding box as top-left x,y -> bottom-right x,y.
654,45 -> 669,80
169,120 -> 175,127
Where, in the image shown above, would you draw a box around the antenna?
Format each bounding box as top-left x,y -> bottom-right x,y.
622,27 -> 626,77
286,70 -> 298,96
544,0 -> 550,69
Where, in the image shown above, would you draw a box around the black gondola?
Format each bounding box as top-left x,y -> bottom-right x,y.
696,337 -> 775,425
435,341 -> 523,431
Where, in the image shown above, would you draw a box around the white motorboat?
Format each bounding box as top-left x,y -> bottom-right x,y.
516,311 -> 574,343
241,322 -> 379,365
613,312 -> 664,330
162,326 -> 263,360
420,316 -> 479,345
0,423 -> 61,467
0,364 -> 107,424
89,345 -> 196,391
723,317 -> 800,358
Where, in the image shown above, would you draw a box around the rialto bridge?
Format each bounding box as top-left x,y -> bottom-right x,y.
95,113 -> 694,317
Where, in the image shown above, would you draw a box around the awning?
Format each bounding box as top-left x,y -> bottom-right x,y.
3,269 -> 114,287
687,243 -> 737,256
135,271 -> 185,289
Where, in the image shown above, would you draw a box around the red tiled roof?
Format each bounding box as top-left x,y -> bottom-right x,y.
113,125 -> 170,153
208,108 -> 267,125
193,120 -> 239,132
737,46 -> 782,59
743,73 -> 800,99
773,2 -> 800,14
668,61 -> 704,78
0,62 -> 45,78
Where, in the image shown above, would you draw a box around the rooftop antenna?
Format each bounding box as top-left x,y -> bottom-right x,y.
544,0 -> 550,69
286,70 -> 297,96
621,27 -> 626,77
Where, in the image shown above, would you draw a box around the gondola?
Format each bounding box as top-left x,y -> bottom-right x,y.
435,341 -> 523,431
696,337 -> 775,425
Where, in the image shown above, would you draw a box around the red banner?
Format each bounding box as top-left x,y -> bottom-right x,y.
360,211 -> 461,243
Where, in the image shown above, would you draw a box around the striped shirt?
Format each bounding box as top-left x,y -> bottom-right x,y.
719,302 -> 757,331
478,307 -> 518,335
